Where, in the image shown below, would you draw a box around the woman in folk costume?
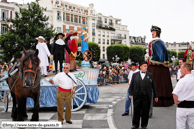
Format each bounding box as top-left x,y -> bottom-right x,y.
145,25 -> 173,107
80,27 -> 89,59
36,36 -> 53,77
70,31 -> 78,72
65,32 -> 72,63
51,33 -> 71,74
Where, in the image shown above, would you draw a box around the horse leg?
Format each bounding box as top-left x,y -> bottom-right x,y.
11,92 -> 17,121
16,96 -> 24,121
31,94 -> 39,121
22,98 -> 28,120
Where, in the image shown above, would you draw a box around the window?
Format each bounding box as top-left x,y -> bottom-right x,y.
103,54 -> 105,59
107,40 -> 109,45
65,5 -> 68,8
179,44 -> 181,47
1,24 -> 8,34
123,41 -> 126,45
92,28 -> 95,36
98,39 -> 101,44
174,44 -> 176,47
102,32 -> 105,37
124,34 -> 126,39
111,40 -> 115,45
73,7 -> 75,10
103,47 -> 105,52
92,19 -> 95,26
171,44 -> 173,47
103,39 -> 105,44
90,10 -> 93,14
1,9 -> 8,21
92,38 -> 95,42
98,31 -> 101,36
66,29 -> 69,33
118,41 -> 121,44
107,32 -> 109,37
57,11 -> 61,20
57,27 -> 61,31
55,1 -> 59,4
105,18 -> 107,23
81,9 -> 83,12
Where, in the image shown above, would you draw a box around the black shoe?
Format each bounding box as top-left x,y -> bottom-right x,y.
61,121 -> 63,125
131,126 -> 138,129
122,112 -> 129,116
44,75 -> 47,77
66,120 -> 72,124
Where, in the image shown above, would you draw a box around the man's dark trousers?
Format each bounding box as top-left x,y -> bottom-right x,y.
133,93 -> 150,128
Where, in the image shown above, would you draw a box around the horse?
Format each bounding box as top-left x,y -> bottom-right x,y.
7,48 -> 41,121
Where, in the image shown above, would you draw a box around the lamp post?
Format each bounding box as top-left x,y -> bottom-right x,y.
112,55 -> 120,63
171,56 -> 178,67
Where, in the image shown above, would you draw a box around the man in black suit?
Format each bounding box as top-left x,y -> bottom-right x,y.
129,61 -> 158,129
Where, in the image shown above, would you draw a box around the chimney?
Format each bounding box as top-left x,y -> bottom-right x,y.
1,0 -> 8,2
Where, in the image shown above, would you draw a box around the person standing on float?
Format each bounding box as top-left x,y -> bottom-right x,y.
145,25 -> 173,107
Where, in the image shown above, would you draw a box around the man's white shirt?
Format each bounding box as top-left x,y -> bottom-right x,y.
128,69 -> 139,85
53,72 -> 77,89
172,74 -> 194,101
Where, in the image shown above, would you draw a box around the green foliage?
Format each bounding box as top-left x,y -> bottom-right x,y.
178,51 -> 185,59
107,44 -> 130,62
168,50 -> 177,63
129,46 -> 144,63
97,25 -> 115,31
175,60 -> 179,65
0,2 -> 56,62
77,41 -> 100,61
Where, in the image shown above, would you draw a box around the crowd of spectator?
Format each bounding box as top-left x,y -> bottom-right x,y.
97,62 -> 139,86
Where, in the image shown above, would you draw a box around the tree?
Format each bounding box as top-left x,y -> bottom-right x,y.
178,51 -> 185,59
0,2 -> 56,62
129,46 -> 144,63
107,44 -> 130,62
168,50 -> 177,63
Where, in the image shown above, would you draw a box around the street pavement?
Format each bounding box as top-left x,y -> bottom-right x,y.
0,76 -> 183,129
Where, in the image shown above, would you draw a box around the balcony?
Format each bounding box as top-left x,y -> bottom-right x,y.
57,16 -> 61,20
111,36 -> 124,40
1,17 -> 8,21
96,25 -> 115,31
97,20 -> 103,24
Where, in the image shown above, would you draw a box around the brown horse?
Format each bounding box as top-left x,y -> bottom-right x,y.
7,48 -> 41,121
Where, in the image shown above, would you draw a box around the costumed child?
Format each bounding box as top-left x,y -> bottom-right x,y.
36,36 -> 53,77
70,31 -> 79,72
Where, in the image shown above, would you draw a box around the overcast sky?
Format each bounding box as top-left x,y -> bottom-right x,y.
8,0 -> 194,43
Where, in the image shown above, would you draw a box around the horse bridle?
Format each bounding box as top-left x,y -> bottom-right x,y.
22,58 -> 38,88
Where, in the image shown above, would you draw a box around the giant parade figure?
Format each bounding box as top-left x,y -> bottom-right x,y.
51,33 -> 71,74
145,25 -> 174,107
184,42 -> 194,68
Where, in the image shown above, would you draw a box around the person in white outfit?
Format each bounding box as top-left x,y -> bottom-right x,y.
36,36 -> 53,77
172,63 -> 194,129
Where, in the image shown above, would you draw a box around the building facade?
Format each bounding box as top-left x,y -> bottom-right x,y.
166,42 -> 194,53
129,36 -> 146,47
0,0 -> 19,34
38,0 -> 130,60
